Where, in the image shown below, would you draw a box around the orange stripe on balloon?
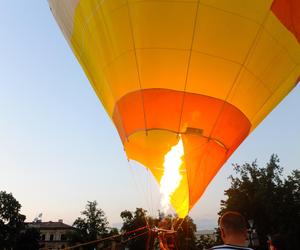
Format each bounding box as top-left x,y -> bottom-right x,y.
271,0 -> 300,43
113,89 -> 251,151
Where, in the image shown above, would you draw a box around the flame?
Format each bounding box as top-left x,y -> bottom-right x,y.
160,136 -> 184,214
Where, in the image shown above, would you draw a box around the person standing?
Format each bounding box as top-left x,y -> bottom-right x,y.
211,211 -> 253,250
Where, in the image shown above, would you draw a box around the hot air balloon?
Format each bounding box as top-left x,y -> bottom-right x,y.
48,0 -> 300,218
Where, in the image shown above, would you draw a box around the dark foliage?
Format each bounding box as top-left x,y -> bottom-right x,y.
68,201 -> 109,249
218,154 -> 300,250
120,208 -> 154,249
173,216 -> 197,250
15,227 -> 40,250
0,191 -> 39,250
196,234 -> 215,250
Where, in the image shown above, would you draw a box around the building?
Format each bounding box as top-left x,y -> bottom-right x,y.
27,219 -> 73,250
195,229 -> 216,241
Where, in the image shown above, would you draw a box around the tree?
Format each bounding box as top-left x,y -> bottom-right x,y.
15,227 -> 40,250
0,191 -> 26,249
120,208 -> 153,250
173,216 -> 197,250
68,201 -> 109,249
196,235 -> 215,250
218,155 -> 300,250
0,191 -> 40,250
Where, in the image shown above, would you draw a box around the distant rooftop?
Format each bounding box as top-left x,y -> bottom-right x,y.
27,220 -> 73,230
196,230 -> 215,235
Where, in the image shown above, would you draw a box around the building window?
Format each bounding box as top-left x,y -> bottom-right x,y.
50,234 -> 54,241
61,234 -> 66,241
41,234 -> 45,241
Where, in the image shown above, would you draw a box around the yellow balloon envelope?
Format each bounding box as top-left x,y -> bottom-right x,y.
49,0 -> 300,218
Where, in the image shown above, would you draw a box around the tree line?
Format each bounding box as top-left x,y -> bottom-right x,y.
0,154 -> 299,249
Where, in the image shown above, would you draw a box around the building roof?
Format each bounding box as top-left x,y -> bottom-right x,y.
27,220 -> 73,230
196,230 -> 215,235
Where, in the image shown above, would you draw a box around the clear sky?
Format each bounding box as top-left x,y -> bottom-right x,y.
0,1 -> 299,230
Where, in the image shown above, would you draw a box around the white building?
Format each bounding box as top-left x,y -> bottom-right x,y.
27,219 -> 73,250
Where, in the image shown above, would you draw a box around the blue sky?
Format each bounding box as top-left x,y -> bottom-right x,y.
0,1 -> 299,229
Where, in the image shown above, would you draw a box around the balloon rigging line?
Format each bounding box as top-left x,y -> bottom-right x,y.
45,226 -> 149,250
56,224 -> 185,250
47,234 -> 120,250
127,160 -> 152,213
142,169 -> 152,217
146,168 -> 152,216
122,230 -> 150,244
147,168 -> 155,217
175,217 -> 186,232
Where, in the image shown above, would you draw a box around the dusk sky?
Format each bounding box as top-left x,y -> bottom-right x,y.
0,1 -> 299,230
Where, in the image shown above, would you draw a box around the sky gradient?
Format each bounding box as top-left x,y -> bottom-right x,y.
0,1 -> 299,230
